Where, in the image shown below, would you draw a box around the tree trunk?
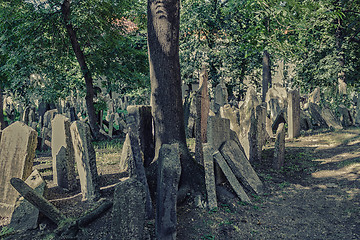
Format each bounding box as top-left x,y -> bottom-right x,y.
61,0 -> 106,140
336,20 -> 346,95
0,85 -> 5,130
262,50 -> 272,102
147,0 -> 204,193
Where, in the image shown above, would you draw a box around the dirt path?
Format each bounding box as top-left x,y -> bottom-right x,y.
178,128 -> 360,239
1,128 -> 359,239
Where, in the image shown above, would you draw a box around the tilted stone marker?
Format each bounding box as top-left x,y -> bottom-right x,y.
111,178 -> 146,240
321,107 -> 342,130
10,177 -> 66,225
203,143 -> 217,210
220,140 -> 264,195
51,114 -> 76,190
274,123 -> 285,170
9,170 -> 46,231
126,105 -> 154,167
309,103 -> 328,129
207,115 -> 231,151
70,121 -> 100,202
213,151 -> 251,204
287,89 -> 300,139
156,143 -> 181,240
119,133 -> 132,173
0,121 -> 37,217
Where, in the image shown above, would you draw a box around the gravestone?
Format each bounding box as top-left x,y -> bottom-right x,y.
125,107 -> 154,219
321,107 -> 342,130
126,105 -> 154,167
309,87 -> 321,104
9,169 -> 46,231
195,68 -> 210,165
356,97 -> 360,125
111,178 -> 146,240
338,105 -> 353,127
214,80 -> 228,114
70,121 -> 100,202
273,123 -> 285,170
309,103 -> 328,129
21,106 -> 30,125
207,115 -> 231,151
0,121 -> 37,217
287,89 -> 300,138
203,144 -> 217,210
156,144 -> 181,240
213,151 -> 251,203
220,104 -> 240,136
220,140 -> 264,195
51,114 -> 76,190
43,109 -> 58,129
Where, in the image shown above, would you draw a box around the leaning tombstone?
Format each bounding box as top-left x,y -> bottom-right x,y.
273,123 -> 285,170
213,151 -> 251,204
156,144 -> 181,240
220,140 -> 264,195
0,121 -> 37,217
321,107 -> 343,130
338,105 -> 353,127
51,114 -> 76,191
111,178 -> 146,240
70,121 -> 100,202
9,170 -> 46,231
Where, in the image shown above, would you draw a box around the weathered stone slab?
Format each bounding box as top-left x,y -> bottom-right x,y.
156,144 -> 181,240
309,87 -> 321,104
274,123 -> 285,170
220,104 -> 240,136
207,115 -> 231,151
203,143 -> 217,210
9,170 -> 46,231
213,151 -> 251,203
309,103 -> 328,129
321,107 -> 342,130
126,105 -> 154,167
287,89 -> 300,138
70,121 -> 100,202
119,133 -> 131,173
51,114 -> 76,190
0,121 -> 37,217
220,140 -> 264,195
338,105 -> 353,127
214,80 -> 228,114
111,178 -> 146,240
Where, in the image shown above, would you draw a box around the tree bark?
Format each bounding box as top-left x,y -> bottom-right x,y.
262,50 -> 272,102
147,0 -> 204,193
61,0 -> 106,140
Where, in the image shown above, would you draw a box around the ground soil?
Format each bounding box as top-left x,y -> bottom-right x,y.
1,128 -> 359,239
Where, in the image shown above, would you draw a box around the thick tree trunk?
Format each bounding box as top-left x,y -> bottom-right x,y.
147,0 -> 204,193
262,50 -> 272,102
0,85 -> 5,130
61,0 -> 106,140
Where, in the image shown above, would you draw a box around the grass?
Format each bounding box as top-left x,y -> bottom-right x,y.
93,139 -> 123,152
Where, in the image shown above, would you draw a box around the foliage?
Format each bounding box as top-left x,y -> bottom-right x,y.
0,0 -> 149,104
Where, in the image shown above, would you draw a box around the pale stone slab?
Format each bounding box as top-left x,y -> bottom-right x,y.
51,114 -> 76,190
274,123 -> 285,170
9,169 -> 46,230
220,140 -> 264,195
0,121 -> 37,217
203,144 -> 217,210
70,121 -> 100,202
207,115 -> 231,151
213,151 -> 251,203
111,178 -> 146,240
156,143 -> 181,240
